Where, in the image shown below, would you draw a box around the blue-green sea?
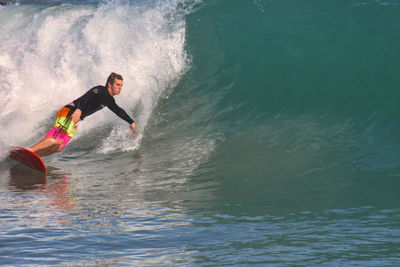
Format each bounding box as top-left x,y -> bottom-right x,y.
1,0 -> 400,265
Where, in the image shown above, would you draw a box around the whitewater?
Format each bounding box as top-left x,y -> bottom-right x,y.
0,0 -> 189,157
1,0 -> 400,265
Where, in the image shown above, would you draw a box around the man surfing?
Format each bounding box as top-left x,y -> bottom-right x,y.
30,72 -> 136,157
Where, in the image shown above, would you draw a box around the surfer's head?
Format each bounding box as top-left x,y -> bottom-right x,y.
106,72 -> 123,96
106,72 -> 123,86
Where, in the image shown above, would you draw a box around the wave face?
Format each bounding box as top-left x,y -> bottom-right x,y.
144,0 -> 400,213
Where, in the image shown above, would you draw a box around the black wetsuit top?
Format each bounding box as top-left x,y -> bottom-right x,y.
68,85 -> 134,124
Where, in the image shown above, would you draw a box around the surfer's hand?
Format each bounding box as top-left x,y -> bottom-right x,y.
70,109 -> 82,124
130,122 -> 136,137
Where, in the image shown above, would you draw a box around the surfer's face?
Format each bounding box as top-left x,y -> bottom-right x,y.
109,79 -> 123,96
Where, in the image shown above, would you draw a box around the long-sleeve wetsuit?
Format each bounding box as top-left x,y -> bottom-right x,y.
68,85 -> 134,124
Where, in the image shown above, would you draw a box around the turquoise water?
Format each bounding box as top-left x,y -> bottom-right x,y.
1,0 -> 400,265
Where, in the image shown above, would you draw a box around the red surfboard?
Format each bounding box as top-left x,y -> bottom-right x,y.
9,146 -> 46,173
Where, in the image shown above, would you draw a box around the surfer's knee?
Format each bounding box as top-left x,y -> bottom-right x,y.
53,140 -> 65,152
47,138 -> 64,152
56,144 -> 64,152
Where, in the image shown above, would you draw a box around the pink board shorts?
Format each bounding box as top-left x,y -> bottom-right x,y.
45,106 -> 77,148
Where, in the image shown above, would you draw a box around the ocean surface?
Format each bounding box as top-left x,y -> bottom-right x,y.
1,0 -> 400,265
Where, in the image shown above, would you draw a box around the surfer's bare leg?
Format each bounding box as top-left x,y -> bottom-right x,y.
29,137 -> 64,157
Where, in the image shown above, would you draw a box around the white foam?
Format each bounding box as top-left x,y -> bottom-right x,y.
0,1 -> 191,159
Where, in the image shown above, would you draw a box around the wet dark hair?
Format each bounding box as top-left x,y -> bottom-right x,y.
106,72 -> 123,87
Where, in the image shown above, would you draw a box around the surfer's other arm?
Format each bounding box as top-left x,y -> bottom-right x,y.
70,108 -> 82,124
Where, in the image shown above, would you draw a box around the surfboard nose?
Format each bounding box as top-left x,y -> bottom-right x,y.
9,146 -> 47,173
